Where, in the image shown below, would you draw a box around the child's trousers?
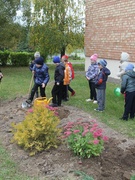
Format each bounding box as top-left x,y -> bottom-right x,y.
28,83 -> 46,102
97,89 -> 106,111
122,91 -> 135,119
51,82 -> 63,106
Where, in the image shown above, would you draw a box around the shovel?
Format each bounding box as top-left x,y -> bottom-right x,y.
22,73 -> 34,108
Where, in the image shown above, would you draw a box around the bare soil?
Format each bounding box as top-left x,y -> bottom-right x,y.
0,96 -> 135,180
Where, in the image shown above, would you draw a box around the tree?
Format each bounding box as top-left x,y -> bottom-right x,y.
22,0 -> 85,57
0,0 -> 21,50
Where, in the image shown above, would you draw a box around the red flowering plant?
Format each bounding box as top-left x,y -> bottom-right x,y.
62,120 -> 109,158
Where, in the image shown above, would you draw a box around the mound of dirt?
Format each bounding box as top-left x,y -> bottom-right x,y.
0,96 -> 135,180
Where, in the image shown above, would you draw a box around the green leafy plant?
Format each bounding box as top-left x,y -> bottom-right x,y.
131,175 -> 135,180
12,105 -> 61,156
74,170 -> 94,180
62,120 -> 109,158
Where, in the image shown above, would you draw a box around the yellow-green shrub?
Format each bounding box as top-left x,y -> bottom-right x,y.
12,105 -> 61,156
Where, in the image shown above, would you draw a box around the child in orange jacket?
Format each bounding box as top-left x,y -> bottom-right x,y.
61,55 -> 75,101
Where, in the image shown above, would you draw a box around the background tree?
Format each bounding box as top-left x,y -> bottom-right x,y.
0,0 -> 21,50
23,0 -> 85,57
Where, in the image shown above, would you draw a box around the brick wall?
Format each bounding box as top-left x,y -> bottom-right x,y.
85,0 -> 135,61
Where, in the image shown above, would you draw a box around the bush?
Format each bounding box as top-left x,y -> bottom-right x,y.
62,120 -> 109,158
12,105 -> 61,156
0,50 -> 10,66
10,52 -> 31,66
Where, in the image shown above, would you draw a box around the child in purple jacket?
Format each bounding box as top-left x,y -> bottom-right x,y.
86,54 -> 99,103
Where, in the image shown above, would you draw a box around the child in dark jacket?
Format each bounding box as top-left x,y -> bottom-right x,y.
120,64 -> 135,121
29,51 -> 40,97
50,56 -> 65,107
26,57 -> 50,105
94,59 -> 111,112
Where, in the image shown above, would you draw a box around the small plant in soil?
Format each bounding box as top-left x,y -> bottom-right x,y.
11,105 -> 61,156
74,170 -> 94,180
62,120 -> 109,158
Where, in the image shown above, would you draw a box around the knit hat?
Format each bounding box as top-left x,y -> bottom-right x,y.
34,51 -> 40,58
53,56 -> 60,63
98,59 -> 107,67
90,54 -> 98,61
35,57 -> 44,65
62,55 -> 69,61
125,63 -> 134,71
120,52 -> 130,62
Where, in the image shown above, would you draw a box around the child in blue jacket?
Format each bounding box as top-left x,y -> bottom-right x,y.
94,59 -> 111,112
26,57 -> 50,105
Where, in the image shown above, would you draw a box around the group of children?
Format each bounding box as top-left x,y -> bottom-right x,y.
86,51 -> 135,121
26,51 -> 111,112
0,50 -> 133,121
26,53 -> 75,107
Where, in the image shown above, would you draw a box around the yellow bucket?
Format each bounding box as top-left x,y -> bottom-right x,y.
34,97 -> 53,107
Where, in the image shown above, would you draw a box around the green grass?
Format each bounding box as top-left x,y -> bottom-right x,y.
0,65 -> 135,179
131,175 -> 135,180
0,67 -> 32,100
1,65 -> 135,138
0,142 -> 37,180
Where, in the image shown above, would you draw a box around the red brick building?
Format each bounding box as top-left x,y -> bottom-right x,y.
85,0 -> 135,62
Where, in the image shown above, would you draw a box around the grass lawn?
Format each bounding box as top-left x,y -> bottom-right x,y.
0,142 -> 37,180
1,64 -> 135,138
0,64 -> 135,180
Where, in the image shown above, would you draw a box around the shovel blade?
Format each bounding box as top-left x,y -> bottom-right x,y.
22,102 -> 31,108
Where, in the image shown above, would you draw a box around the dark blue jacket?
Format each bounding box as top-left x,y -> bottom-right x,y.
95,67 -> 111,89
33,64 -> 50,85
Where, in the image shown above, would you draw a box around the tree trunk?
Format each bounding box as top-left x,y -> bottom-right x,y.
60,46 -> 66,57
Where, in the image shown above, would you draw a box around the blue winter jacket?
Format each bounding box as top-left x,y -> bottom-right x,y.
95,67 -> 111,89
33,64 -> 50,85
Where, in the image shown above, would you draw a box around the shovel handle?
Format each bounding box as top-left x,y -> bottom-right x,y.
28,73 -> 34,95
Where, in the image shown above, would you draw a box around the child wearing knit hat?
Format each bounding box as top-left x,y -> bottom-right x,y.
117,52 -> 130,78
85,54 -> 99,103
26,56 -> 50,105
50,56 -> 65,107
120,63 -> 135,120
94,59 -> 111,112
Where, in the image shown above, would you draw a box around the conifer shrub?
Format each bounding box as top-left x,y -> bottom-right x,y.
12,105 -> 61,156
